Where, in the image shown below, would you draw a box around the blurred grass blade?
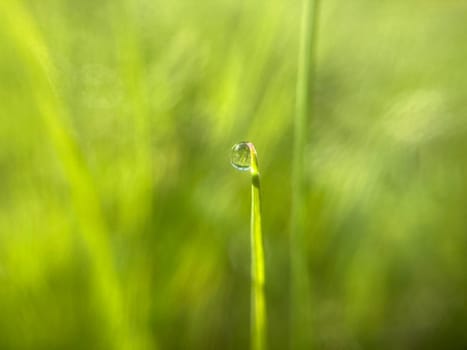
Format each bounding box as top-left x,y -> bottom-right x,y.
0,2 -> 144,349
291,0 -> 320,349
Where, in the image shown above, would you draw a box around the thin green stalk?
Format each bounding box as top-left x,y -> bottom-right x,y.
231,142 -> 266,350
291,0 -> 319,349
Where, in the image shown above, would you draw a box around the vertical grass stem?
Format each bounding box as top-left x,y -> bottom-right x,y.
231,142 -> 266,350
291,0 -> 319,349
249,143 -> 266,350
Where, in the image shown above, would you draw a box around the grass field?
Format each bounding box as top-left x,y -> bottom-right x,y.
1,0 -> 467,349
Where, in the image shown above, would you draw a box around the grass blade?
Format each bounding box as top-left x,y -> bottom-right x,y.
232,142 -> 266,350
291,0 -> 320,348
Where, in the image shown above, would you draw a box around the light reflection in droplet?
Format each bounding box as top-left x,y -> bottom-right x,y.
231,142 -> 251,171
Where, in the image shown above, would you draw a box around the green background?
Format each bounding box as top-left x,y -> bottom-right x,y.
0,0 -> 466,349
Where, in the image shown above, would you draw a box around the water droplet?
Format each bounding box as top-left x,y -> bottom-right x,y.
231,142 -> 251,171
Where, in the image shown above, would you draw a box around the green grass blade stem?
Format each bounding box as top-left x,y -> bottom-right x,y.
249,143 -> 266,350
231,141 -> 266,350
291,0 -> 320,349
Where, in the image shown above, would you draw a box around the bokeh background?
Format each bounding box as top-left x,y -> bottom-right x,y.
1,0 -> 466,349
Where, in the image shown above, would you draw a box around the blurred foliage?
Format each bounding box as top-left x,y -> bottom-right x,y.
1,0 -> 467,349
